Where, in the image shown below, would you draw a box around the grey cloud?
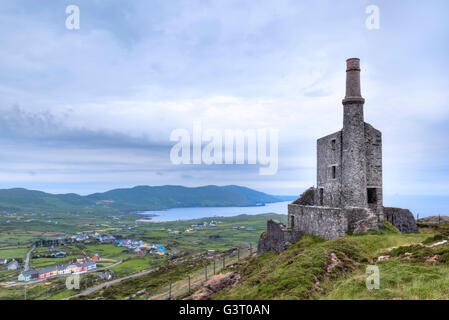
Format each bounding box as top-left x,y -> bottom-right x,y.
0,105 -> 171,150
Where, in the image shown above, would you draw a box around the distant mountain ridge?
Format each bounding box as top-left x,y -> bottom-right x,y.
0,185 -> 294,213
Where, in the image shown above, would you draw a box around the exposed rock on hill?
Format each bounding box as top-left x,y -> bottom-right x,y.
417,216 -> 449,225
188,272 -> 241,300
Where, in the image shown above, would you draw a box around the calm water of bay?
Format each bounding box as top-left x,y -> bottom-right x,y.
139,201 -> 290,221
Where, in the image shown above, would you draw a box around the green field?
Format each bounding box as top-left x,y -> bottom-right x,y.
0,246 -> 29,260
0,213 -> 285,300
4,214 -> 449,300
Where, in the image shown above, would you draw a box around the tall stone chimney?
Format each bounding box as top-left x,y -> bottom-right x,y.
343,58 -> 365,105
341,57 -> 367,208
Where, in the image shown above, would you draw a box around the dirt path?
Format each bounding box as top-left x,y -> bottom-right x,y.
24,245 -> 35,271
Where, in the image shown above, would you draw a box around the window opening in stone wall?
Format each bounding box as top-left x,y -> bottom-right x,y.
319,188 -> 324,206
331,139 -> 336,151
331,166 -> 336,179
367,188 -> 377,204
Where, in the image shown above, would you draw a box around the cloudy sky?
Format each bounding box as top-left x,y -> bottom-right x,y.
0,0 -> 448,202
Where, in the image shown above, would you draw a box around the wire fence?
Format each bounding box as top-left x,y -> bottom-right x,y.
146,243 -> 256,300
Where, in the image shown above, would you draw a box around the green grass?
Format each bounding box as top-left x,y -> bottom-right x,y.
0,246 -> 29,260
74,257 -> 205,300
322,260 -> 449,300
84,244 -> 126,259
109,256 -> 159,276
0,212 -> 290,300
214,228 -> 429,300
0,269 -> 21,282
31,256 -> 79,269
49,290 -> 77,300
130,213 -> 286,252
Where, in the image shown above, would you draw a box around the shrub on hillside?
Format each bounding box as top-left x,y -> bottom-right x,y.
422,234 -> 444,244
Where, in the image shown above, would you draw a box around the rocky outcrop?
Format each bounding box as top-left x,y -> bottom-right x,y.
188,272 -> 241,300
293,187 -> 315,206
417,216 -> 449,225
383,207 -> 418,233
257,219 -> 302,254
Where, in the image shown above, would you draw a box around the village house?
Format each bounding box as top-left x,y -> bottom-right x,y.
101,235 -> 116,243
83,261 -> 97,271
95,271 -> 113,280
18,270 -> 38,282
91,254 -> 100,261
57,266 -> 66,275
76,257 -> 86,263
50,251 -> 66,258
38,266 -> 58,279
18,260 -> 97,282
5,259 -> 20,270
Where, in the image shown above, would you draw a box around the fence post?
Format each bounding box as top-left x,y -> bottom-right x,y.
168,281 -> 172,300
439,214 -> 441,224
250,243 -> 252,255
213,260 -> 216,275
188,275 -> 191,293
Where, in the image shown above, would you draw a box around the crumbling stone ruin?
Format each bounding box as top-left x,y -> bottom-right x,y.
259,58 -> 417,254
257,219 -> 302,253
384,207 -> 418,233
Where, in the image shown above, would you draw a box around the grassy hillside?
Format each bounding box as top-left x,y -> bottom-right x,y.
212,225 -> 449,300
0,185 -> 290,213
0,188 -> 92,212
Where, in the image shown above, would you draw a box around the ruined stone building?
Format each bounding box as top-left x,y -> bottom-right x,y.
289,57 -> 384,237
259,58 -> 390,253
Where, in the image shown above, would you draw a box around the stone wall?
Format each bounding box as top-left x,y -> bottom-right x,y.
383,207 -> 418,233
288,204 -> 348,240
345,206 -> 379,234
257,219 -> 302,254
365,122 -> 383,226
317,131 -> 342,207
364,123 -> 382,188
288,204 -> 379,240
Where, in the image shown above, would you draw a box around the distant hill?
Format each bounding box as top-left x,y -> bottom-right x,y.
417,215 -> 449,225
0,185 -> 293,213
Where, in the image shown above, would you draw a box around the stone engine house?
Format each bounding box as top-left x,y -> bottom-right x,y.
258,58 -> 385,253
313,58 -> 383,220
